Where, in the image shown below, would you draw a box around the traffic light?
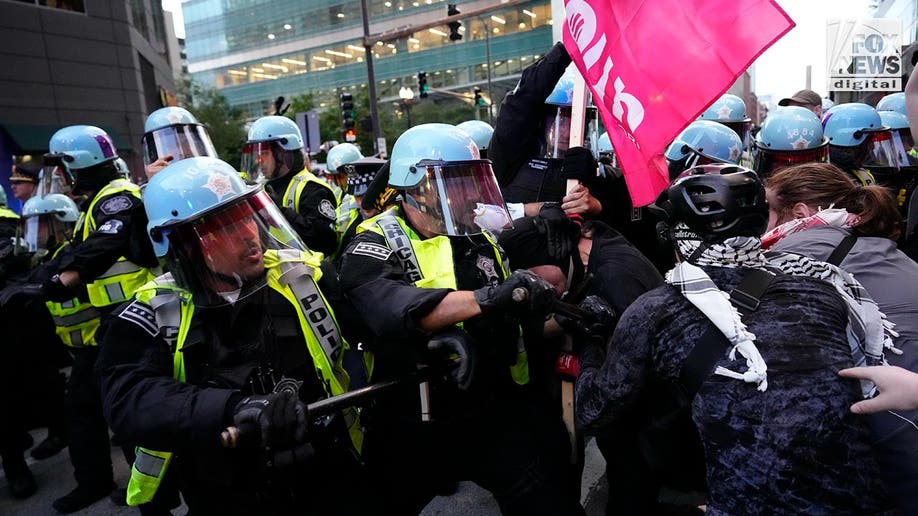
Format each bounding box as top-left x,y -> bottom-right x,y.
417,71 -> 429,98
474,87 -> 485,107
340,92 -> 356,137
447,4 -> 462,41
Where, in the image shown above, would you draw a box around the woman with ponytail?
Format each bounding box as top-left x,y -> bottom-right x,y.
763,162 -> 918,514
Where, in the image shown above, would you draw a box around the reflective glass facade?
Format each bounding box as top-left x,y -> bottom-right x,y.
183,0 -> 554,117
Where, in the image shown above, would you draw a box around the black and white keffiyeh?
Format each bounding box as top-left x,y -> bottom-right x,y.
666,224 -> 898,396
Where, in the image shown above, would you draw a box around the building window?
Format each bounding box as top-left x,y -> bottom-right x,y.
10,0 -> 85,11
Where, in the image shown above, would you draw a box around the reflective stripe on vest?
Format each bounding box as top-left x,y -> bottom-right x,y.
44,244 -> 102,348
82,180 -> 157,307
358,212 -> 528,385
126,253 -> 363,504
282,169 -> 336,213
126,447 -> 172,506
0,207 -> 20,220
336,194 -> 360,244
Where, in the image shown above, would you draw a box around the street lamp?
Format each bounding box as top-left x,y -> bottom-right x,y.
399,86 -> 415,128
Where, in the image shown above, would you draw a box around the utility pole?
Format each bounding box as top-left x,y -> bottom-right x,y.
360,0 -> 384,157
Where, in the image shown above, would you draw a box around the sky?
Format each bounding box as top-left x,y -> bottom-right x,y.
159,0 -> 893,103
753,0 -> 874,103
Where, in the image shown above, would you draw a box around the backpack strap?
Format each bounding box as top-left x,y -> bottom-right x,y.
679,268 -> 778,397
825,234 -> 858,266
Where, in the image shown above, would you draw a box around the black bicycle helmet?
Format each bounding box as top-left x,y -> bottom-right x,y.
650,163 -> 768,240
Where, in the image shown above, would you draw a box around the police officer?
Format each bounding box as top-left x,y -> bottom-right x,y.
96,157 -> 369,514
141,106 -> 219,179
339,123 -> 584,515
752,106 -> 830,179
699,93 -> 754,163
822,103 -> 899,186
324,143 -> 388,258
0,125 -> 159,513
241,116 -> 339,255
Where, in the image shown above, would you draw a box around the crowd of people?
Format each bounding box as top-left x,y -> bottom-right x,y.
1,40 -> 918,515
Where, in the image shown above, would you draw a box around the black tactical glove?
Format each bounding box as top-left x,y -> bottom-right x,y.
561,146 -> 599,182
532,203 -> 579,262
231,391 -> 307,450
474,269 -> 557,318
426,329 -> 478,391
555,295 -> 617,346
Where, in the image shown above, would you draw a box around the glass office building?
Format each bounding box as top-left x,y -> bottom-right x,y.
183,0 -> 554,117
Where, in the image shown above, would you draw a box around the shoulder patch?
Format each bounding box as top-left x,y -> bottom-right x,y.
99,195 -> 133,215
117,300 -> 158,337
318,198 -> 336,220
349,241 -> 392,261
96,219 -> 123,235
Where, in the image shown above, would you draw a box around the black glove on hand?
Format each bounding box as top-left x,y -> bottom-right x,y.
474,269 -> 557,318
533,203 -> 579,262
232,391 -> 307,450
555,295 -> 617,341
0,283 -> 46,306
426,329 -> 478,391
561,146 -> 599,182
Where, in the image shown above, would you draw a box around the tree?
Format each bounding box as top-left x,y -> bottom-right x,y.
174,78 -> 247,168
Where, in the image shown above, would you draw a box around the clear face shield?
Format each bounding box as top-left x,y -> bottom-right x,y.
19,213 -> 74,259
722,120 -> 752,150
401,160 -> 512,236
889,128 -> 918,168
668,146 -> 732,181
542,106 -> 599,159
142,124 -> 217,166
240,140 -> 298,184
753,142 -> 829,179
157,190 -> 305,307
40,156 -> 75,197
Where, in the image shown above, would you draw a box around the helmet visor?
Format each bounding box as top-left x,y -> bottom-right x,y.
142,124 -> 217,166
890,129 -> 918,167
861,129 -> 899,170
542,107 -> 599,159
402,160 -> 512,236
20,213 -> 73,257
721,120 -> 752,149
753,142 -> 829,178
160,190 -> 305,307
40,155 -> 76,196
240,140 -> 295,184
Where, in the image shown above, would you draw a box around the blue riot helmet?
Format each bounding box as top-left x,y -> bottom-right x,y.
822,103 -> 898,174
142,106 -> 217,167
143,157 -> 304,306
324,142 -> 363,192
543,67 -> 599,159
699,94 -> 752,149
822,98 -> 835,112
45,125 -> 121,196
752,106 -> 829,178
596,131 -> 620,170
20,193 -> 79,256
241,115 -> 307,184
665,120 -> 744,180
389,123 -> 511,236
876,92 -> 906,116
457,120 -> 495,159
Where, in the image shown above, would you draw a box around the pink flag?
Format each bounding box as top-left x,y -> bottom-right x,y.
563,0 -> 794,206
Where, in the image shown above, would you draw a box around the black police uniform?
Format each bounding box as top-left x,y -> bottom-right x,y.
338,208 -> 584,516
489,42 -> 662,267
31,185 -> 158,501
265,172 -> 338,256
97,262 -> 372,514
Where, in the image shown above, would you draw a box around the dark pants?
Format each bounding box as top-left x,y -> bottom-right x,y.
363,386 -> 584,516
873,421 -> 918,515
68,347 -> 113,490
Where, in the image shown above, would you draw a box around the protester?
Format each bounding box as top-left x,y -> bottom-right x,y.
777,88 -> 824,117
576,163 -> 893,515
763,162 -> 918,513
